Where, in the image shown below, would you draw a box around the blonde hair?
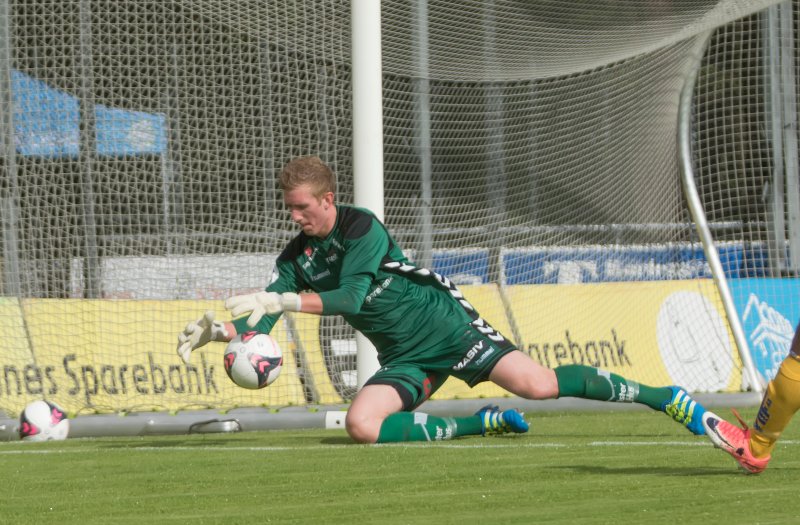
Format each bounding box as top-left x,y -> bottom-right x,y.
280,156 -> 336,198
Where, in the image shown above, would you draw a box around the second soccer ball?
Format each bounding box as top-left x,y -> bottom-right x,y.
19,400 -> 70,442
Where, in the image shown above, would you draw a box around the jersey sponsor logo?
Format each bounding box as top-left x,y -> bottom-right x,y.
453,340 -> 485,371
311,269 -> 331,281
365,277 -> 394,304
474,346 -> 495,367
331,238 -> 344,250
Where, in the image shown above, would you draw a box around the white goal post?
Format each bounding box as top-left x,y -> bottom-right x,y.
351,0 -> 383,388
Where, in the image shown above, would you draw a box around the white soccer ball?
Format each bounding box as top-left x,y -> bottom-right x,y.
19,400 -> 70,442
223,331 -> 283,389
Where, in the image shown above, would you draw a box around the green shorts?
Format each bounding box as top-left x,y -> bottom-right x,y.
364,318 -> 518,411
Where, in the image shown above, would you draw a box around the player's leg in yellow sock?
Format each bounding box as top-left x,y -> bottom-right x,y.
750,353 -> 800,459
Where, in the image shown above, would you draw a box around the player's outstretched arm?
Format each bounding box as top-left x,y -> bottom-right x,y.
225,291 -> 303,327
176,310 -> 232,364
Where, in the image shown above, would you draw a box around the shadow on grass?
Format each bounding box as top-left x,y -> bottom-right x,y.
320,436 -> 356,445
83,433 -> 356,449
547,464 -> 740,476
94,438 -> 235,448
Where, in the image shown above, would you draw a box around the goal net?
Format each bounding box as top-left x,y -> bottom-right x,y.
0,0 -> 790,419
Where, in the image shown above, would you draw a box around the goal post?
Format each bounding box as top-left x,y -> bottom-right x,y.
676,31 -> 762,393
351,0 -> 383,388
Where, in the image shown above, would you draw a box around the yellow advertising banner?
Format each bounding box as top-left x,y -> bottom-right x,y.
1,300 -> 306,416
287,312 -> 346,405
506,280 -> 743,393
430,281 -> 742,399
0,280 -> 743,418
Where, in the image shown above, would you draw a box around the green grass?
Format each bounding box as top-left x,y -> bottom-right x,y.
1,408 -> 799,524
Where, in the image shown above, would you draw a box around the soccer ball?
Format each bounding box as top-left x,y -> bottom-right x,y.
19,400 -> 69,442
223,331 -> 283,389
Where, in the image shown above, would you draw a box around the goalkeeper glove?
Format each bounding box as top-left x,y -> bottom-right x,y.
225,291 -> 301,328
176,310 -> 229,364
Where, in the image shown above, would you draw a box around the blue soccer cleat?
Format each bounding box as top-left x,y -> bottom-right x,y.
475,404 -> 530,436
661,386 -> 707,436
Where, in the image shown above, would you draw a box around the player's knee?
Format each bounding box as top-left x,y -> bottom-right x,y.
490,350 -> 559,399
499,368 -> 558,399
516,375 -> 558,399
344,410 -> 381,444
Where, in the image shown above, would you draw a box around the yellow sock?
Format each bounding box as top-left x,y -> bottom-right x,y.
750,354 -> 800,458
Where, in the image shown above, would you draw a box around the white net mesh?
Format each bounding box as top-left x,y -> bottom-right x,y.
692,5 -> 800,383
0,0 -> 791,416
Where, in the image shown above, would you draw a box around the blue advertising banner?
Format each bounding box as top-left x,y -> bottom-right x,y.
11,70 -> 166,157
501,243 -> 769,285
432,249 -> 489,284
729,278 -> 800,383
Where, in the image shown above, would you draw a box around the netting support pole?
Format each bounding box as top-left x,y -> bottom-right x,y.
412,0 -> 433,270
78,0 -> 101,298
763,3 -> 800,273
777,1 -> 800,271
352,0 -> 383,388
764,6 -> 788,274
483,1 -> 508,283
0,0 -> 21,296
678,34 -> 763,393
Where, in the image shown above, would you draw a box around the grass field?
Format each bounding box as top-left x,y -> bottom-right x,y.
2,408 -> 799,524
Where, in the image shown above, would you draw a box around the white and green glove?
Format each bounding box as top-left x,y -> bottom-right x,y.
176,310 -> 229,364
224,291 -> 301,328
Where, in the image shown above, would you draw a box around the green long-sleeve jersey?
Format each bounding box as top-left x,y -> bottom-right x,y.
233,205 -> 478,364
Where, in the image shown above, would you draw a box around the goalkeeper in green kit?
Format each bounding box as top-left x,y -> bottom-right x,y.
177,155 -> 710,444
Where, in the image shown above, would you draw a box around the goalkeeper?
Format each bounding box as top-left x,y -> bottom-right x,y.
178,155 -> 711,444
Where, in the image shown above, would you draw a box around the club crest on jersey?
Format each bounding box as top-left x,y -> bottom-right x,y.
303,246 -> 319,269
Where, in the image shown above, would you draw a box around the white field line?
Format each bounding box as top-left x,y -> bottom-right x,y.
1,440 -> 797,455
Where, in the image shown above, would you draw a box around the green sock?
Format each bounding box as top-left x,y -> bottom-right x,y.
376,412 -> 483,443
554,364 -> 672,410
